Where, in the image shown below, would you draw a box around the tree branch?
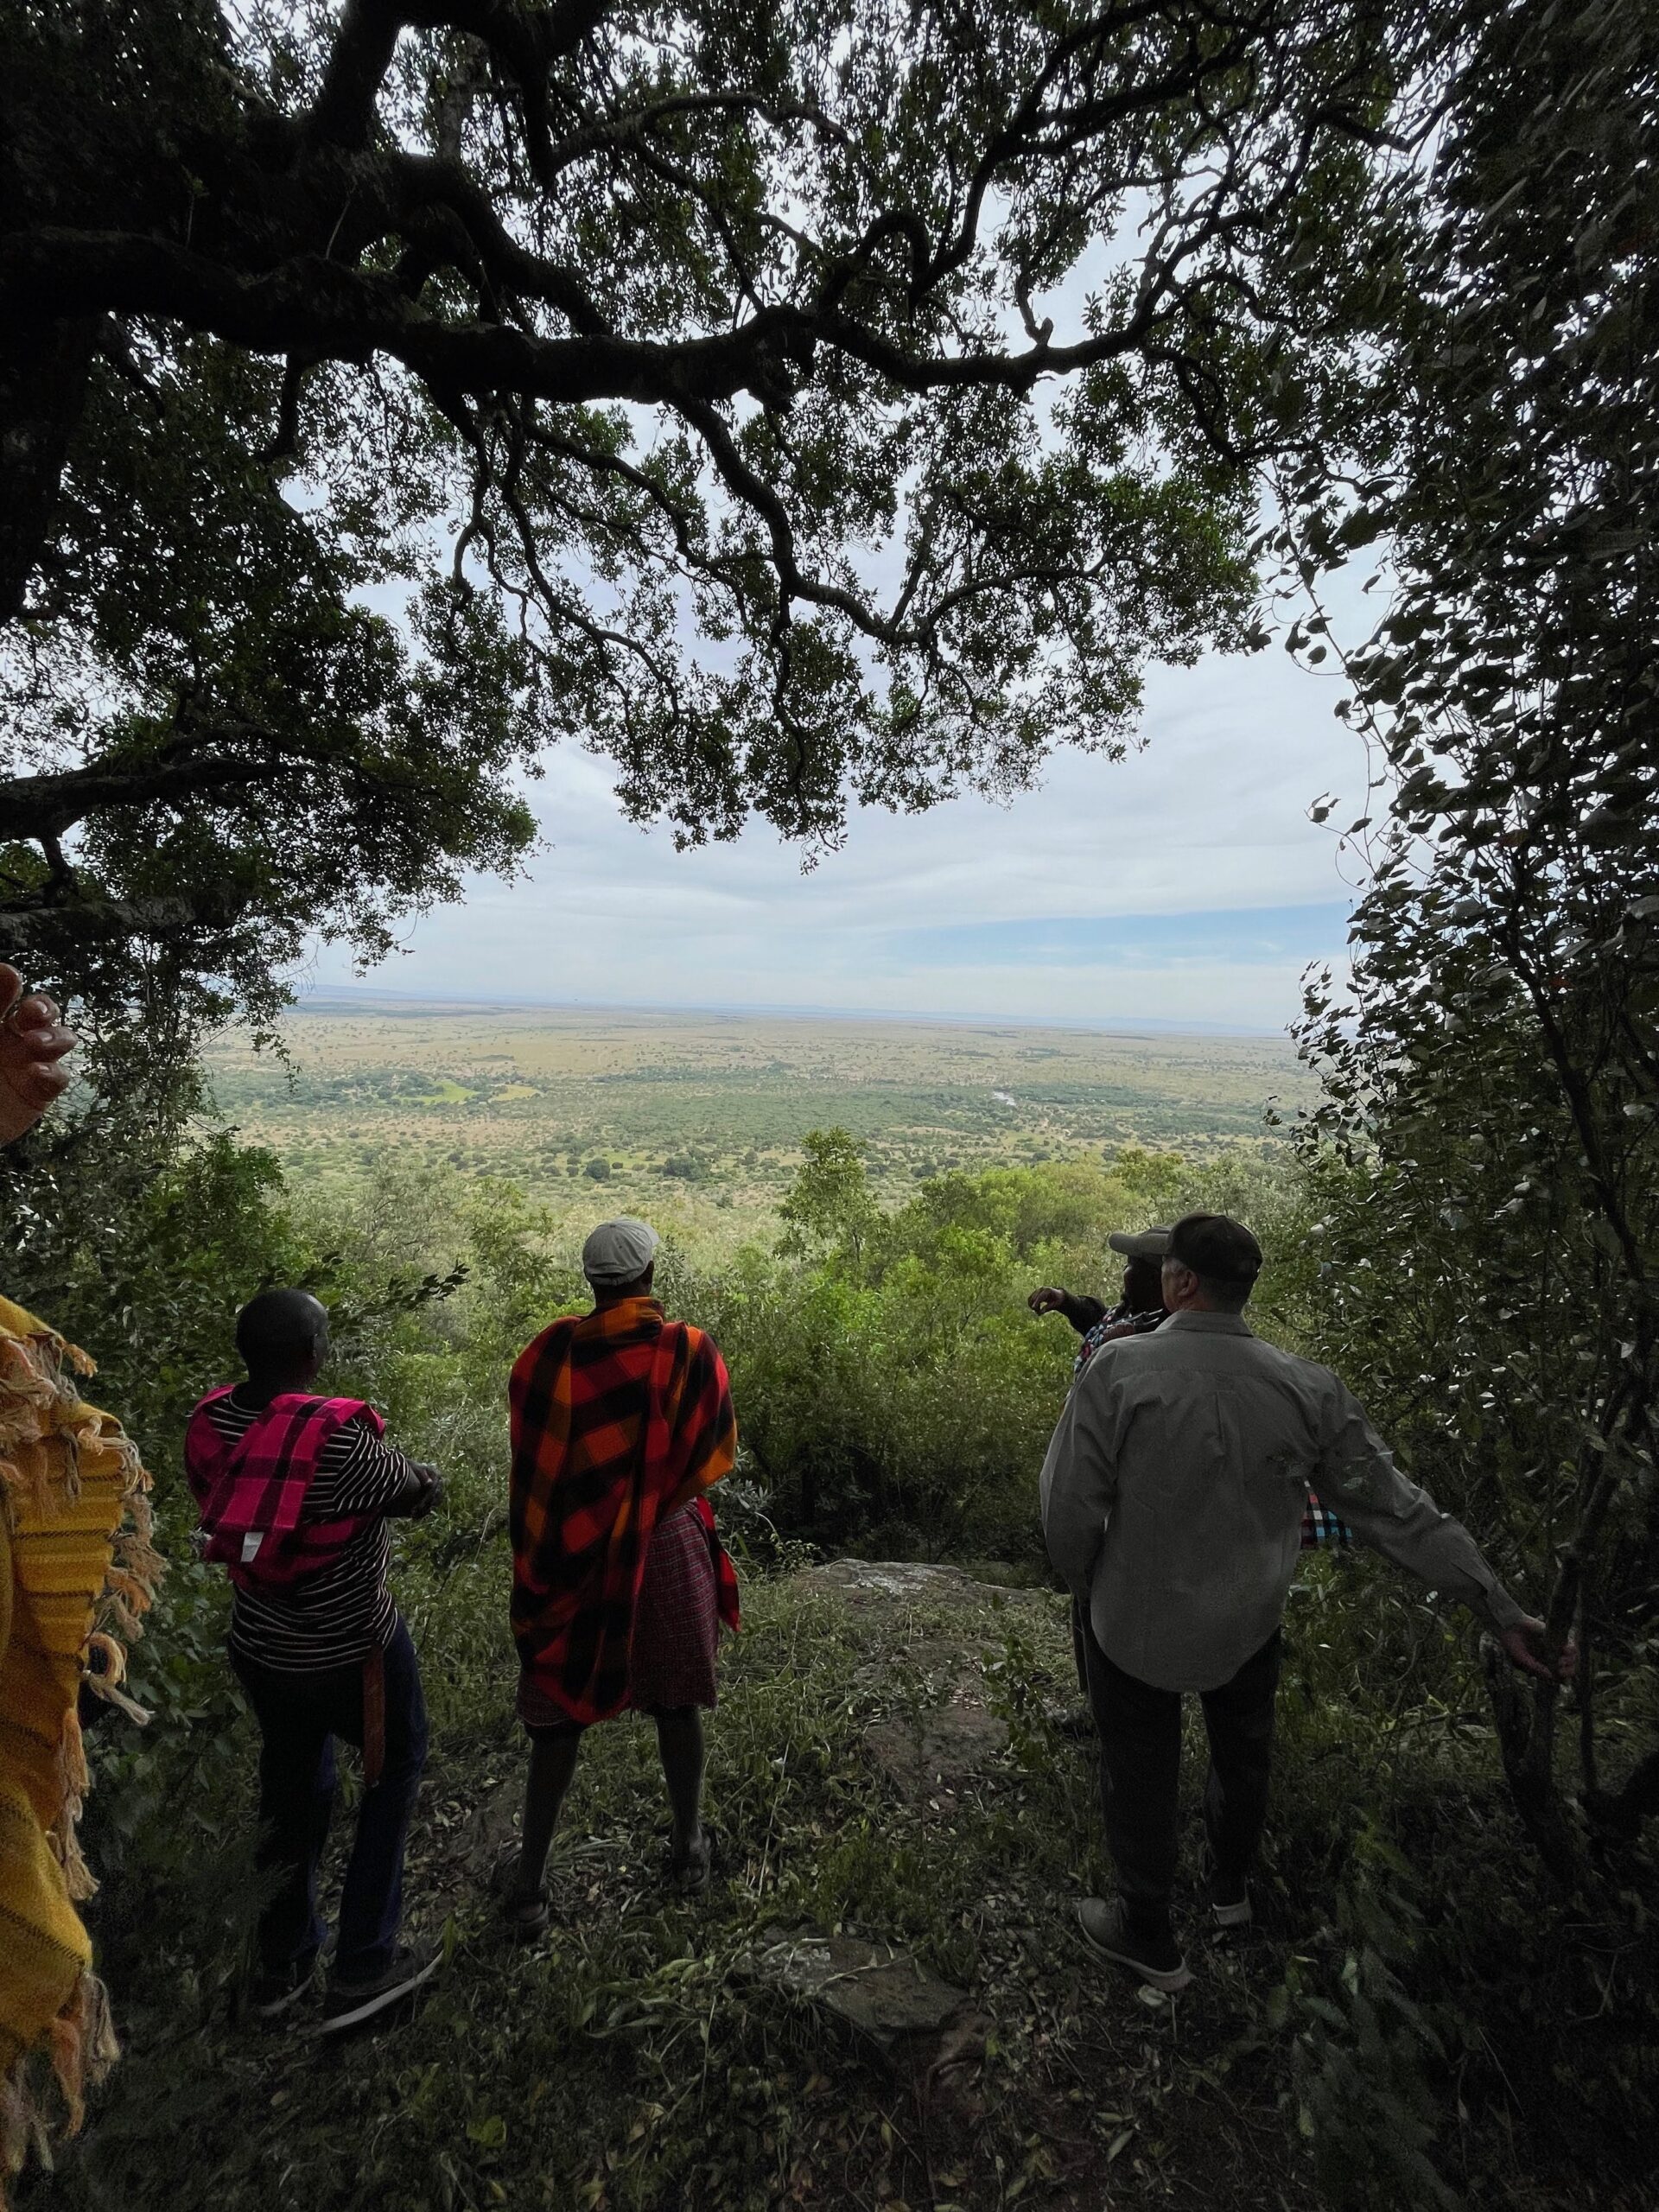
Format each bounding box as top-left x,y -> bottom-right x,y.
308,0 -> 612,154
2,747 -> 279,842
0,888 -> 251,949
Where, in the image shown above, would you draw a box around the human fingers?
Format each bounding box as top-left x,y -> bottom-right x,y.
1500,1623 -> 1556,1681
22,1056 -> 73,1107
14,1001 -> 73,1060
13,989 -> 66,1032
1,971 -> 69,1053
8,1006 -> 76,1103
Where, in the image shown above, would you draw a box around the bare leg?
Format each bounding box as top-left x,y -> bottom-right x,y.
512,1729 -> 583,1902
654,1707 -> 706,1865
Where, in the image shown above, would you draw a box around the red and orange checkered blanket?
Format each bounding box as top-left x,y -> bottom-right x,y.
509,1297 -> 739,1725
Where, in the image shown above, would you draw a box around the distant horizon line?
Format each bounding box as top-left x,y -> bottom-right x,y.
293,979 -> 1294,1042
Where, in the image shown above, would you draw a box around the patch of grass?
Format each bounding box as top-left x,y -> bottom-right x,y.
41,1570 -> 1659,2212
47,1579 -> 1292,2212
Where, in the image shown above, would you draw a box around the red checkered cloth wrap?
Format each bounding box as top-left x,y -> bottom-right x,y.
183,1389 -> 387,1592
509,1297 -> 740,1728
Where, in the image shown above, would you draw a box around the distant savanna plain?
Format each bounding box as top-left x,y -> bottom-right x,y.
207,997 -> 1314,1246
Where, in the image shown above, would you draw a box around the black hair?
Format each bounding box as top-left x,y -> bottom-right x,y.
235,1288 -> 328,1370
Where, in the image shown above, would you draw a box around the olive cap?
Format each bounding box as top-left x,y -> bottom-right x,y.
1107,1224 -> 1173,1261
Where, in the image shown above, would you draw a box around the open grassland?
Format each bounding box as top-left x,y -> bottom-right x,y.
207,1001 -> 1313,1248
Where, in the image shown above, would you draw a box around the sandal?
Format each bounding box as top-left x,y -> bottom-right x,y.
490,1847 -> 551,1939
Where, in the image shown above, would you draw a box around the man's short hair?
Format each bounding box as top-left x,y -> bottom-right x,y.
582,1216 -> 660,1287
1166,1213 -> 1262,1305
235,1288 -> 327,1366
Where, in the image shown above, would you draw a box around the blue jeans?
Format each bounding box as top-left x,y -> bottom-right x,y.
232,1617 -> 428,1982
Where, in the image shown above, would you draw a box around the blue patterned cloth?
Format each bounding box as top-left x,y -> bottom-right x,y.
1073,1304 -> 1166,1377
1300,1491 -> 1352,1549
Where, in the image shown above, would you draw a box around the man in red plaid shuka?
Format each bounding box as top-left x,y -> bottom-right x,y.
499,1218 -> 739,1932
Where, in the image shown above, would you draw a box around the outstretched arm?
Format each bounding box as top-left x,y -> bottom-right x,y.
391,1462 -> 444,1519
0,966 -> 75,1146
1028,1287 -> 1108,1336
1313,1380 -> 1573,1682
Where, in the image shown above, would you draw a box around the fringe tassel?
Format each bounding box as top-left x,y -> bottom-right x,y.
83,1632 -> 126,1687
1,1311 -> 162,2205
102,1567 -> 152,1615
47,1713 -> 96,1902
54,1820 -> 96,1905
0,1970 -> 118,2209
48,1971 -> 118,2135
0,1446 -> 58,1525
79,1675 -> 150,1727
56,1707 -> 90,1804
0,2064 -> 53,2211
112,1528 -> 164,1595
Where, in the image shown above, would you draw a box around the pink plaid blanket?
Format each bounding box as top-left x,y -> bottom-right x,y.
185,1389 -> 385,1590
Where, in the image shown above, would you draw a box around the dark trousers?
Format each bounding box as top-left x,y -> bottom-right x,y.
232,1617 -> 428,1981
1079,1610 -> 1281,1941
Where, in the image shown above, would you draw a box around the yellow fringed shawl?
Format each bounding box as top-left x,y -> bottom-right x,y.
0,1294 -> 160,2203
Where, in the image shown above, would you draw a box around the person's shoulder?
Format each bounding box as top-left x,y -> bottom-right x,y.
1074,1331 -> 1149,1389
512,1315 -> 579,1374
332,1399 -> 389,1439
1240,1332 -> 1344,1395
1101,1323 -> 1173,1363
299,1393 -> 379,1422
669,1319 -> 723,1363
192,1386 -> 249,1435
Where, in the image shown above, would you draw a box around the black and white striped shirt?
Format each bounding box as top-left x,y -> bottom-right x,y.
202,1395 -> 414,1673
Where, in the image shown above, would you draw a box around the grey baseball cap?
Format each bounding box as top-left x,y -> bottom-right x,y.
1107,1224 -> 1173,1262
582,1216 -> 661,1285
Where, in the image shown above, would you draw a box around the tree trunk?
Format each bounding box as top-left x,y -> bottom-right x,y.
0,312 -> 96,624
1480,1637 -> 1581,1889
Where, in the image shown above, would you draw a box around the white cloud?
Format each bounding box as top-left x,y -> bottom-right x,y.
306,629 -> 1368,1032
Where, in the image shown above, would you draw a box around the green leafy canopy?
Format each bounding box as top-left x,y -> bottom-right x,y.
2,0 -> 1431,1054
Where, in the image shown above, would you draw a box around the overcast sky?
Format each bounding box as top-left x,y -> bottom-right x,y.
304,626 -> 1370,1034
289,209 -> 1383,1039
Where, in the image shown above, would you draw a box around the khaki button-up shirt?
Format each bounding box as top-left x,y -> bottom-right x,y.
1039,1309 -> 1526,1693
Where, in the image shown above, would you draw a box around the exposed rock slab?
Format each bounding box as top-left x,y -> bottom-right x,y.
863,1705 -> 1009,1803
752,1925 -> 985,2092
796,1558 -> 1042,1609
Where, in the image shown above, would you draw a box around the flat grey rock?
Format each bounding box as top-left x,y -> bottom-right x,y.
864,1705 -> 1009,1802
796,1559 -> 983,1604
753,1926 -> 982,2080
795,1558 -> 1046,1607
